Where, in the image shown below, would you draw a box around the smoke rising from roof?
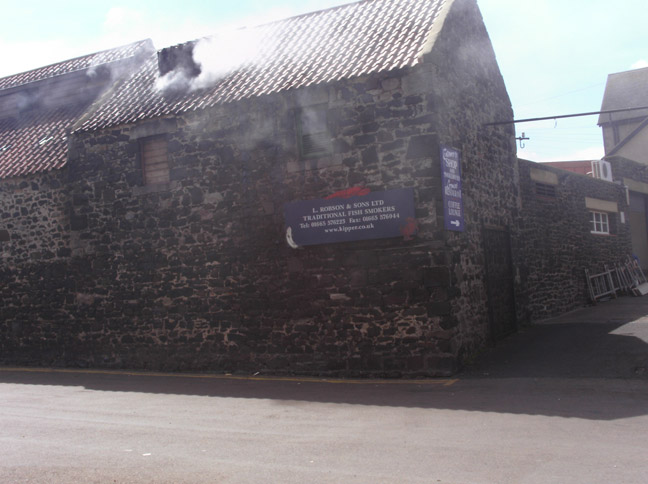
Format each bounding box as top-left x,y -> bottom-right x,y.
155,28 -> 267,95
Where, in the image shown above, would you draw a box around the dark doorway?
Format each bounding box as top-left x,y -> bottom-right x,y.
628,192 -> 648,271
483,227 -> 517,341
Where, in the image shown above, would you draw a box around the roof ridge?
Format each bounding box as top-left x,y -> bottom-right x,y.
157,0 -> 369,54
607,65 -> 648,78
250,0 -> 367,28
76,0 -> 450,132
0,39 -> 153,91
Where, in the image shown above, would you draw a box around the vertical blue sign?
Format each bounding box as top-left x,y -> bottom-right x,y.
440,146 -> 465,232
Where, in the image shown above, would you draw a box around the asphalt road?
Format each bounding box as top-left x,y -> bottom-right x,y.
1,297 -> 647,484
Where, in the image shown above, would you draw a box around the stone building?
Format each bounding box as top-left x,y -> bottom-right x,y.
1,0 -> 519,375
0,40 -> 153,259
516,160 -> 631,321
0,0 -> 632,375
542,67 -> 648,270
596,67 -> 648,268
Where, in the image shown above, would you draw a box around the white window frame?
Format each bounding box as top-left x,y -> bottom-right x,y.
590,211 -> 610,235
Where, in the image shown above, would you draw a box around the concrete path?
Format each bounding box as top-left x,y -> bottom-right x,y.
1,296 -> 647,483
464,295 -> 648,381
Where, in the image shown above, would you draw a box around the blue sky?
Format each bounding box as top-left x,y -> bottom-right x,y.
1,0 -> 646,162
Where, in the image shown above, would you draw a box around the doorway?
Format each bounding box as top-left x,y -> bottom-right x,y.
483,227 -> 517,341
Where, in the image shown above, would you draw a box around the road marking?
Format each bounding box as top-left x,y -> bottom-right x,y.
0,367 -> 457,386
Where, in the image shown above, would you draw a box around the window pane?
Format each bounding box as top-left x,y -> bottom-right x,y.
590,211 -> 610,234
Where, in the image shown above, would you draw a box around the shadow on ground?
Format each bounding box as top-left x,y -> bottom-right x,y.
465,295 -> 648,379
1,297 -> 647,421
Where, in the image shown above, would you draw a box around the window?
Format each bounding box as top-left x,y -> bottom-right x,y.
297,105 -> 331,159
140,136 -> 170,185
590,211 -> 610,234
535,182 -> 556,198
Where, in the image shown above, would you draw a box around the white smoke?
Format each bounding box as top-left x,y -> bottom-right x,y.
154,68 -> 193,94
192,28 -> 266,90
155,27 -> 268,94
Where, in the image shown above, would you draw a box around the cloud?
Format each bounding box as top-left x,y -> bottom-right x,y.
519,144 -> 604,163
0,39 -> 85,77
103,6 -> 144,32
566,145 -> 606,161
99,6 -> 229,53
631,59 -> 648,69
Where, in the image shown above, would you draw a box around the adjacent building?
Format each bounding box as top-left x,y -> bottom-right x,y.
599,66 -> 648,164
595,66 -> 648,269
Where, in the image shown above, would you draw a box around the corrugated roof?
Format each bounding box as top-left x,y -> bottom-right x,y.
0,40 -> 153,179
75,0 -> 449,132
598,66 -> 648,125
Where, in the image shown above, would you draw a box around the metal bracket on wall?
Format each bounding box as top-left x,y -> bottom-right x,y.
515,132 -> 529,149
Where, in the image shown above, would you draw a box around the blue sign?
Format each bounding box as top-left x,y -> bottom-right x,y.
285,188 -> 416,247
440,146 -> 464,232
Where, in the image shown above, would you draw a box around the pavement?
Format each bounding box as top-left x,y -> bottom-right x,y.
463,295 -> 648,381
1,296 -> 647,483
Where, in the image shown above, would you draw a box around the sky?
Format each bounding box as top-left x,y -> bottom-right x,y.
1,0 -> 646,162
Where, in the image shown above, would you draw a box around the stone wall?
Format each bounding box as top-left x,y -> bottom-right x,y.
607,155 -> 648,185
1,0 -> 518,375
516,160 -> 632,321
0,170 -> 70,263
422,0 -> 519,354
0,170 -> 74,364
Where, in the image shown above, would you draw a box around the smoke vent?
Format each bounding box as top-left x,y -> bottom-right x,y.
157,43 -> 201,78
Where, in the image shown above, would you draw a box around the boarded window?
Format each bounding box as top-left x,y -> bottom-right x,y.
297,105 -> 331,159
140,136 -> 170,185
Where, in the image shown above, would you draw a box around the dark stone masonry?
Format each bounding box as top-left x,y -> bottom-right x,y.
0,0 -> 634,375
515,160 -> 632,321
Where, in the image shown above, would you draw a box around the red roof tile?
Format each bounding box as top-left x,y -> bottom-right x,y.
0,106 -> 82,178
75,0 -> 448,132
0,40 -> 153,179
0,40 -> 153,92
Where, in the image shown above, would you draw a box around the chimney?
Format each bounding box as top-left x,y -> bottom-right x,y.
157,42 -> 201,78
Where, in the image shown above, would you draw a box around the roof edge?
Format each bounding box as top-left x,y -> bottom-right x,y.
598,66 -> 648,124
0,39 -> 154,93
418,0 -> 456,58
71,51 -> 159,134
